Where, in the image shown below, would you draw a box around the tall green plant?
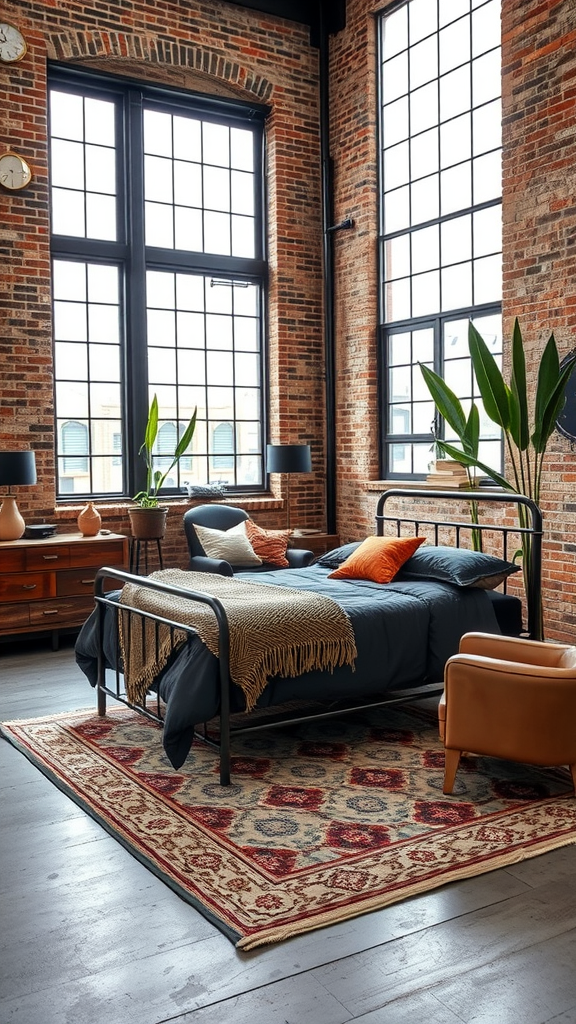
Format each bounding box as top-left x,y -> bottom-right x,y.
421,319 -> 576,634
133,394 -> 197,507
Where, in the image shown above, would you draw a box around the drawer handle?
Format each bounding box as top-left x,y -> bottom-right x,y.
80,578 -> 95,585
22,584 -> 37,590
42,555 -> 59,561
42,610 -> 60,616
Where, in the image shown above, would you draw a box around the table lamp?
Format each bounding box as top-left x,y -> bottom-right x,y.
266,443 -> 312,532
0,451 -> 37,540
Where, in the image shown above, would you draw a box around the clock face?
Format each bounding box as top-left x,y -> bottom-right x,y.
0,23 -> 27,63
0,152 -> 32,190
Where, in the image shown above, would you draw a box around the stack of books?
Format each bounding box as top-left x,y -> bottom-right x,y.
426,459 -> 472,489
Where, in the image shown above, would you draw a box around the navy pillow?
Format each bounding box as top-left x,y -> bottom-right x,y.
313,541 -> 363,569
398,545 -> 521,590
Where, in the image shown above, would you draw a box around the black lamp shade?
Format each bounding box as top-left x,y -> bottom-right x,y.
0,451 -> 37,487
266,444 -> 312,474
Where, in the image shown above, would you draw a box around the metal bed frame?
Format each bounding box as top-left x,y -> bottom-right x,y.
93,489 -> 543,785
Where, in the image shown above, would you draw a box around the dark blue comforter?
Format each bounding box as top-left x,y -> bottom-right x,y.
75,564 -> 504,768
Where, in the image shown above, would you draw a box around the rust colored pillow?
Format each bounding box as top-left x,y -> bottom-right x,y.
245,519 -> 291,568
327,535 -> 426,584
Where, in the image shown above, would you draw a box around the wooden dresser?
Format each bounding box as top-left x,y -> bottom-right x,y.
0,532 -> 128,643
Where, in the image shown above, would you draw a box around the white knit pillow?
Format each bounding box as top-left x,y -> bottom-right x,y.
193,520 -> 262,566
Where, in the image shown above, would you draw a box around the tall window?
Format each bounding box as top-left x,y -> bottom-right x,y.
378,0 -> 502,477
50,67 -> 267,499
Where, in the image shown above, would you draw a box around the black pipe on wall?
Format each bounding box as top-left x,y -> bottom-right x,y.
318,1 -> 337,535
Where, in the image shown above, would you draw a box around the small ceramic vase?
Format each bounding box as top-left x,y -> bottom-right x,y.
77,501 -> 102,536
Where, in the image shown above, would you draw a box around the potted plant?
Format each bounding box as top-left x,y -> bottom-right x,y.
128,394 -> 197,540
420,318 -> 576,635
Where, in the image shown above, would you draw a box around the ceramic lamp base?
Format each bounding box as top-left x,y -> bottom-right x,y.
0,495 -> 26,540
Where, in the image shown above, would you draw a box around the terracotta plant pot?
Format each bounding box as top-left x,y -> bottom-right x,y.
128,506 -> 168,540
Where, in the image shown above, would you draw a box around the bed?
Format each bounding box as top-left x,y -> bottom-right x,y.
75,489 -> 543,784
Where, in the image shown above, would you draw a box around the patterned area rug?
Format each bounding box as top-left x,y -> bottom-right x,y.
3,702 -> 576,949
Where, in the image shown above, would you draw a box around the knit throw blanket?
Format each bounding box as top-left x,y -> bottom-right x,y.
119,568 -> 357,710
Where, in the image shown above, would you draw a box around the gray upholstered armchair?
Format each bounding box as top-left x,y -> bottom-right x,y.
183,504 -> 314,575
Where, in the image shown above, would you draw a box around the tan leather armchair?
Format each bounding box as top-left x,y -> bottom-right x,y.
439,632 -> 576,795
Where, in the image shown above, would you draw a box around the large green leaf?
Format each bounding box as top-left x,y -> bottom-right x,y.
468,322 -> 512,431
462,403 -> 480,458
144,393 -> 159,452
419,364 -> 467,437
509,317 -> 529,451
532,352 -> 576,451
174,408 -> 198,460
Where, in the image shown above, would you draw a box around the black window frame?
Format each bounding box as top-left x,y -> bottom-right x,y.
376,0 -> 503,480
49,63 -> 269,501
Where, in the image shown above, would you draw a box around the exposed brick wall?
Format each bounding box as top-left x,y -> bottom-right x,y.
0,0 -> 325,568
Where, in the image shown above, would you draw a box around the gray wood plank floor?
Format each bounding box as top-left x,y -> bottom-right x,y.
1,636 -> 576,1024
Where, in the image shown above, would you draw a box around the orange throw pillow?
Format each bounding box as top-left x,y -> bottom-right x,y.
327,535 -> 426,584
245,519 -> 291,568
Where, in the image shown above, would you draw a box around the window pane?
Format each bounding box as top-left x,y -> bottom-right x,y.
441,213 -> 472,264
440,113 -> 471,168
384,234 -> 411,280
412,224 -> 439,273
51,139 -> 84,189
473,204 -> 501,257
385,277 -> 411,321
383,51 -> 409,102
440,64 -> 471,120
382,4 -> 408,59
442,261 -> 473,310
473,99 -> 501,155
410,126 -> 439,178
439,15 -> 470,74
382,95 -> 410,146
472,0 -> 500,57
203,122 -> 230,166
412,270 -> 440,317
86,193 -> 116,241
410,81 -> 439,134
440,162 -> 471,214
472,47 -> 501,106
383,185 -> 410,233
145,202 -> 174,248
384,140 -> 410,191
410,35 -> 438,89
473,149 -> 501,203
474,253 -> 502,303
411,173 -> 439,225
409,0 -> 438,44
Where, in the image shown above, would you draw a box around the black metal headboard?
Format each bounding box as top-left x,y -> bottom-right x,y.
376,489 -> 543,641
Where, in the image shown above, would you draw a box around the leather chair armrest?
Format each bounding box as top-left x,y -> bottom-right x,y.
287,548 -> 314,568
459,632 -> 572,668
443,653 -> 576,765
187,554 -> 234,576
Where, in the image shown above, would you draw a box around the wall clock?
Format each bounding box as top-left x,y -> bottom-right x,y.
0,151 -> 32,190
0,23 -> 27,63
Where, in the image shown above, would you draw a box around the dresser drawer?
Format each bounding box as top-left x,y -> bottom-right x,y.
70,541 -> 126,569
0,573 -> 55,603
0,549 -> 26,572
25,546 -> 71,570
1,603 -> 31,629
29,596 -> 95,627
